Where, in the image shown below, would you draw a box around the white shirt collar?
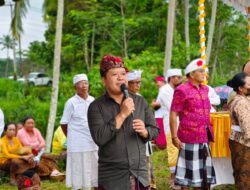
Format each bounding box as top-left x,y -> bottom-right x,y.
75,94 -> 92,102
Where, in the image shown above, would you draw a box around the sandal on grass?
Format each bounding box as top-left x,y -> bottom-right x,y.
50,170 -> 65,181
169,179 -> 181,190
50,170 -> 65,177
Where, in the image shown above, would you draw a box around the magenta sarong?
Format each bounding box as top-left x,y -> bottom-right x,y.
154,118 -> 167,150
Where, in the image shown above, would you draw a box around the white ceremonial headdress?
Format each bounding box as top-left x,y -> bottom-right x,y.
127,70 -> 143,81
166,69 -> 182,80
184,58 -> 205,75
73,74 -> 88,85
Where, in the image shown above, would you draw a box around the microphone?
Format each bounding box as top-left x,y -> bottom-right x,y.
120,84 -> 129,98
120,83 -> 134,117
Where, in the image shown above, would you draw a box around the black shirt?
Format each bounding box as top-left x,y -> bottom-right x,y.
87,92 -> 159,190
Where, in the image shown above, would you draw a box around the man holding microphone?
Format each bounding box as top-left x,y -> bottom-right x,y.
87,55 -> 159,190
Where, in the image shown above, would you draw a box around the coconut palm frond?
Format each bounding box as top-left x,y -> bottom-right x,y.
11,0 -> 30,40
0,35 -> 15,49
43,0 -> 57,21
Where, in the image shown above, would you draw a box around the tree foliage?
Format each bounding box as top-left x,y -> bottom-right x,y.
25,0 -> 249,95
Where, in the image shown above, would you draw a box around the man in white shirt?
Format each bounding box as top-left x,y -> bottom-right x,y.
0,108 -> 4,137
158,69 -> 182,133
151,76 -> 167,150
204,68 -> 220,112
157,69 -> 182,190
208,86 -> 221,112
61,74 -> 98,190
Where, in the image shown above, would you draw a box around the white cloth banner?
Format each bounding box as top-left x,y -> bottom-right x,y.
211,157 -> 234,189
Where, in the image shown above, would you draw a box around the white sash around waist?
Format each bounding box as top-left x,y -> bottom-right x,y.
231,125 -> 241,132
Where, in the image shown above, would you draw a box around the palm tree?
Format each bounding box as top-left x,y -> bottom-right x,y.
184,0 -> 190,62
120,0 -> 128,58
206,0 -> 218,65
45,0 -> 64,152
10,0 -> 30,79
164,0 -> 176,74
0,35 -> 15,77
11,0 -> 29,40
0,35 -> 13,60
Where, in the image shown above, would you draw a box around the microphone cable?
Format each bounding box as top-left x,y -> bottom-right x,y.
128,110 -> 141,190
120,84 -> 141,190
135,128 -> 141,190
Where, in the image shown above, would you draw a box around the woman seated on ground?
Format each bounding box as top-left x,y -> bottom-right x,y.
16,116 -> 64,179
0,123 -> 35,185
227,72 -> 250,189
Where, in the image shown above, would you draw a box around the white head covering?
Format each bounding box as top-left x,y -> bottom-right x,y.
184,58 -> 205,75
166,69 -> 182,80
73,74 -> 88,85
127,70 -> 143,81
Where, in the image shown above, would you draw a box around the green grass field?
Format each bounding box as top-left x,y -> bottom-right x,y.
0,149 -> 235,190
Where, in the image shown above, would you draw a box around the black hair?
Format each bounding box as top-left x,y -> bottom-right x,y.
186,73 -> 191,78
168,77 -> 171,83
22,116 -> 35,125
168,76 -> 177,83
227,72 -> 248,93
3,122 -> 17,132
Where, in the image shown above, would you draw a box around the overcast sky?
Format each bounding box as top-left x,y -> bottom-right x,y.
0,0 -> 47,58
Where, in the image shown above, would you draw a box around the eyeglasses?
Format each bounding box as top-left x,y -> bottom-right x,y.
195,69 -> 205,73
76,81 -> 89,87
173,76 -> 182,79
128,81 -> 141,85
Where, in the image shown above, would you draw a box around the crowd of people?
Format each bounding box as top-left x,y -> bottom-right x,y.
0,55 -> 250,190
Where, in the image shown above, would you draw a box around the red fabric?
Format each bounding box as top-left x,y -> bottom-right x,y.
23,178 -> 32,187
154,76 -> 165,82
197,60 -> 203,66
100,55 -> 125,77
154,118 -> 167,150
32,149 -> 38,156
